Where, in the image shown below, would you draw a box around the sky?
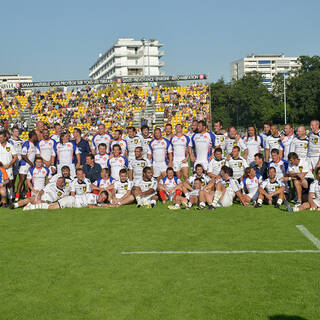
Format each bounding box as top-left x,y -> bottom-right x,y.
1,0 -> 319,83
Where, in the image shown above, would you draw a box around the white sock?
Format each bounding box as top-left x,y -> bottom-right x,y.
37,203 -> 48,209
187,202 -> 192,208
14,202 -> 19,208
150,200 -> 156,205
257,199 -> 263,205
199,202 -> 206,208
277,199 -> 283,205
212,191 -> 222,206
175,203 -> 180,208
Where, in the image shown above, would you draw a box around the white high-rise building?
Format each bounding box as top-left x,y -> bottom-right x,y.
230,54 -> 300,89
89,38 -> 164,80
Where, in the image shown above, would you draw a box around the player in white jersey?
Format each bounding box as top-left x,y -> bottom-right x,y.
287,152 -> 314,207
50,165 -> 73,195
53,131 -> 80,177
110,130 -> 128,157
213,120 -> 226,152
36,128 -> 56,173
128,146 -> 151,182
242,126 -> 263,165
289,126 -> 308,160
292,167 -> 320,211
240,167 -> 262,204
265,124 -> 284,162
8,126 -> 23,188
94,143 -> 109,169
140,125 -> 153,159
13,176 -> 66,210
107,144 -> 129,180
201,166 -> 246,210
0,130 -> 18,202
16,130 -> 37,201
260,122 -> 272,149
27,157 -> 51,197
307,120 -> 320,169
281,123 -> 295,160
148,127 -> 173,179
92,168 -> 115,194
170,124 -> 190,179
226,146 -> 248,181
207,147 -> 226,181
255,167 -> 286,209
183,163 -> 211,195
189,120 -> 215,171
132,166 -> 158,208
111,169 -> 135,205
69,168 -> 91,196
51,123 -> 62,144
125,127 -> 142,161
268,148 -> 289,181
224,126 -> 248,158
91,123 -> 113,154
158,167 -> 182,203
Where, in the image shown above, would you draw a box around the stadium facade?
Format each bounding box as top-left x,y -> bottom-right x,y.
0,74 -> 32,90
89,38 -> 165,81
230,54 -> 300,90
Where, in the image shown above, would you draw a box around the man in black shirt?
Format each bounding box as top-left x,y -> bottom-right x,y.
252,153 -> 268,180
72,128 -> 91,166
83,154 -> 102,183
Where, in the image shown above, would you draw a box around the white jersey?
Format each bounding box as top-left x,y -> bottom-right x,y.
307,131 -> 320,158
0,141 -> 17,166
41,182 -> 66,203
134,178 -> 158,193
170,135 -> 190,162
20,140 -> 36,167
281,134 -> 295,160
188,174 -> 211,189
226,156 -> 248,180
125,136 -> 142,160
208,157 -> 226,176
268,159 -> 288,180
92,133 -> 113,153
27,166 -> 51,190
217,178 -> 240,199
148,138 -> 172,164
213,132 -> 226,151
288,158 -> 314,179
224,136 -> 247,155
260,132 -> 271,148
265,135 -> 284,151
309,180 -> 320,200
75,193 -> 99,207
36,139 -> 56,162
54,141 -> 79,165
8,137 -> 23,160
70,178 -> 91,195
107,156 -> 129,181
49,175 -> 73,195
110,139 -> 128,156
241,174 -> 262,195
51,134 -> 60,144
190,131 -> 215,162
141,135 -> 153,159
93,177 -> 115,189
160,176 -> 181,190
94,153 -> 110,169
114,179 -> 133,196
128,158 -> 151,181
242,135 -> 263,162
289,137 -> 308,159
261,178 -> 285,194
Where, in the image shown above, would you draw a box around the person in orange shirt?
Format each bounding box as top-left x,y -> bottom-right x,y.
0,162 -> 10,207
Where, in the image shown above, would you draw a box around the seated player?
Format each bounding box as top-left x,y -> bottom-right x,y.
111,169 -> 135,205
240,167 -> 262,205
13,177 -> 66,210
132,166 -> 158,208
168,178 -> 202,210
292,167 -> 320,212
26,157 -> 51,197
91,168 -> 115,195
0,163 -> 10,207
128,146 -> 151,182
255,167 -> 286,209
182,164 -> 211,195
287,152 -> 314,208
226,146 -> 248,182
207,147 -> 226,181
158,167 -> 182,204
70,168 -> 91,196
50,165 -> 73,195
202,166 -> 246,210
94,143 -> 109,169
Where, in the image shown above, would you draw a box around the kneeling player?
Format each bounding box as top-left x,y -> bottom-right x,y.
111,169 -> 135,205
255,167 -> 286,209
132,166 -> 158,208
91,168 -> 114,195
240,167 -> 262,205
158,167 -> 182,203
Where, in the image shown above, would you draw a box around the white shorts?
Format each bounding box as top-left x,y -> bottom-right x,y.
194,160 -> 208,171
152,162 -> 167,177
173,160 -> 189,172
216,192 -> 233,207
308,157 -> 319,170
19,164 -> 30,175
57,164 -> 76,178
58,196 -> 76,208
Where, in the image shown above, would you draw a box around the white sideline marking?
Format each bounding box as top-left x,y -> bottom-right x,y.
296,225 -> 320,249
121,250 -> 320,255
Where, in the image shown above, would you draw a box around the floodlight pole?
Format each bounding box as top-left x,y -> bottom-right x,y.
284,75 -> 287,124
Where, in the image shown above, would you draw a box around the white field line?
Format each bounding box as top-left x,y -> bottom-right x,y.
296,225 -> 320,249
121,250 -> 320,255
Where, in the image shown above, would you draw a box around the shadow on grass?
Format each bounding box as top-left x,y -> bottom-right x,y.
269,315 -> 307,320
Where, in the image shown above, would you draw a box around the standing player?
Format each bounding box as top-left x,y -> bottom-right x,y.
51,123 -> 62,144
107,144 -> 128,181
36,128 -> 56,173
242,126 -> 263,165
0,164 -> 10,207
260,121 -> 272,149
189,120 -> 215,171
289,126 -> 308,160
125,127 -> 142,161
226,146 -> 248,182
140,125 -> 153,159
212,120 -> 226,152
111,169 -> 135,205
307,120 -> 320,170
128,146 -> 151,182
164,123 -> 173,140
148,128 -> 172,180
170,124 -> 190,180
91,123 -> 113,154
224,126 -> 248,158
110,130 -> 128,157
265,124 -> 284,162
158,167 -> 182,203
281,123 -> 295,160
94,143 -> 109,169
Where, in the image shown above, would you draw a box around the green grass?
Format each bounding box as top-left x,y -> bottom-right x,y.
1,204 -> 320,320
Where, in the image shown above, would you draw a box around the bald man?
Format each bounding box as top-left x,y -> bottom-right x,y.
307,120 -> 320,170
289,126 -> 309,160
